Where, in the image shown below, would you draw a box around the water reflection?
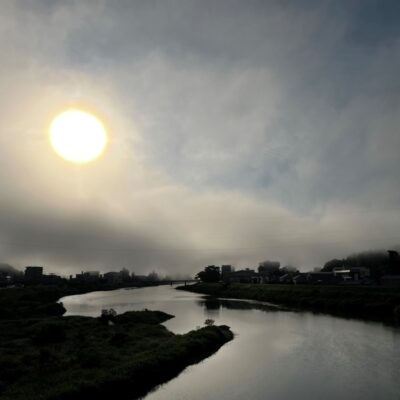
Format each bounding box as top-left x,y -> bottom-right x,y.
199,297 -> 290,313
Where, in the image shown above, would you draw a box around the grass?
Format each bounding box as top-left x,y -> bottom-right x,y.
0,287 -> 233,399
0,285 -> 76,320
178,282 -> 400,323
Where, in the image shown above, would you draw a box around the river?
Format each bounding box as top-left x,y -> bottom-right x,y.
61,285 -> 400,400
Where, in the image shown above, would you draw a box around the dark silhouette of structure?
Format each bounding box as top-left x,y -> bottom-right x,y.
221,265 -> 233,281
258,261 -> 280,282
25,266 -> 43,283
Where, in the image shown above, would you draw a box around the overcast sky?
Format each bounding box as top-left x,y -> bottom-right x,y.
1,0 -> 399,275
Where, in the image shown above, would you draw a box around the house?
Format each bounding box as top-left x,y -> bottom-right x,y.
229,268 -> 261,284
279,273 -> 293,284
293,273 -> 309,285
349,267 -> 370,281
333,267 -> 370,283
0,274 -> 12,286
332,268 -> 351,281
307,272 -> 339,285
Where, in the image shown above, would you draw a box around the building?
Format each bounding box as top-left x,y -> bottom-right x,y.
279,273 -> 293,284
104,272 -> 122,285
307,272 -> 339,285
0,273 -> 13,286
258,261 -> 280,281
333,267 -> 370,282
221,265 -> 233,282
293,273 -> 309,284
332,268 -> 351,281
293,272 -> 340,285
76,271 -> 100,283
25,266 -> 43,283
229,268 -> 261,284
42,273 -> 63,284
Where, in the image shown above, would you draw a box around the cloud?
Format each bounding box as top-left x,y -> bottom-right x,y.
0,1 -> 399,274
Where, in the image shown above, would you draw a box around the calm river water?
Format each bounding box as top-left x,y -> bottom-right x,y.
61,285 -> 400,400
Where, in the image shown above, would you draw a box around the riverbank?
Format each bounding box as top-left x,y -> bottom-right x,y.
0,286 -> 233,399
0,282 -> 165,320
177,282 -> 400,323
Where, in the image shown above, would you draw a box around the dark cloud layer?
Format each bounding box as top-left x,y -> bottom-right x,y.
0,1 -> 399,274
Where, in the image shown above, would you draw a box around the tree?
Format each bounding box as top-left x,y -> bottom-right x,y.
321,259 -> 343,272
280,265 -> 299,275
147,271 -> 160,282
100,308 -> 117,325
196,266 -> 221,283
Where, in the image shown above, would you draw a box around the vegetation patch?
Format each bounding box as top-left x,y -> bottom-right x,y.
0,288 -> 233,399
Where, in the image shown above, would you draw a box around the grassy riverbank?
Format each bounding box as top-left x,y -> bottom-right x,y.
178,282 -> 400,323
0,285 -> 78,320
0,287 -> 233,399
0,282 -> 163,320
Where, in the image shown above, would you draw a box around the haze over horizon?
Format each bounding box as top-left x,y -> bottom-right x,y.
1,0 -> 400,276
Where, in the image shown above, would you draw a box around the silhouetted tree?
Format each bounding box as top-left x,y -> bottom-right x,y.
100,308 -> 117,325
196,266 -> 221,283
280,265 -> 299,275
322,259 -> 343,272
147,271 -> 160,282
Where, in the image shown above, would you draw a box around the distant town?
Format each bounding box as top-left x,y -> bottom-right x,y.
196,249 -> 400,287
1,248 -> 399,289
0,265 -> 192,288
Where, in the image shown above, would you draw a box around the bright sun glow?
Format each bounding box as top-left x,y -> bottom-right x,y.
49,109 -> 108,163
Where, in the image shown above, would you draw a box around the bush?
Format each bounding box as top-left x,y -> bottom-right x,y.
99,308 -> 117,325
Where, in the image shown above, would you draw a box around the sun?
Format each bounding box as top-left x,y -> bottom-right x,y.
49,109 -> 108,163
